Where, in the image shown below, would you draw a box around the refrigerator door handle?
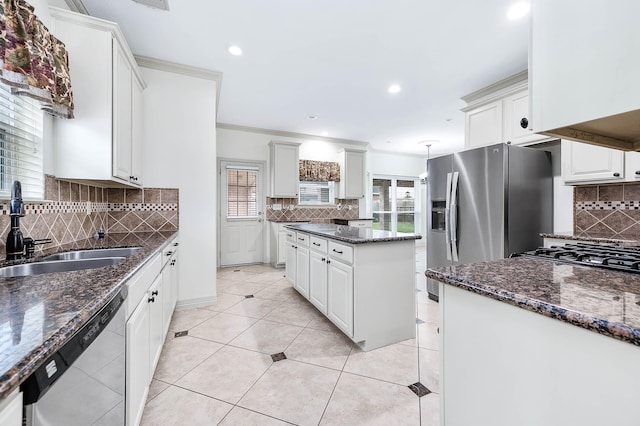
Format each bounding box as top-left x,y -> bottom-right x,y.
445,172 -> 453,261
450,171 -> 460,262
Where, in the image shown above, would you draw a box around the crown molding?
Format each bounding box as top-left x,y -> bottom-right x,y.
64,0 -> 88,14
134,55 -> 223,119
461,69 -> 528,105
217,123 -> 370,148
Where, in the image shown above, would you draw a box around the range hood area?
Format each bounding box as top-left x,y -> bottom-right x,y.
540,109 -> 640,152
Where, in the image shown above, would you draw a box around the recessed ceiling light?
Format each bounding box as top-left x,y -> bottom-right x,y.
321,131 -> 328,136
386,140 -> 392,144
306,115 -> 318,120
507,2 -> 530,20
132,0 -> 169,11
228,45 -> 243,56
388,84 -> 401,94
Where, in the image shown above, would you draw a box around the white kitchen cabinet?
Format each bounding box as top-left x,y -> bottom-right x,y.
530,0 -> 640,150
294,233 -> 310,298
285,231 -> 297,285
309,236 -> 328,314
624,152 -> 640,181
338,148 -> 366,199
562,140 -> 624,184
270,222 -> 308,268
0,389 -> 22,426
50,8 -> 146,188
465,100 -> 502,149
147,275 -> 163,378
462,72 -> 552,149
269,141 -> 301,197
327,250 -> 354,337
125,293 -> 150,426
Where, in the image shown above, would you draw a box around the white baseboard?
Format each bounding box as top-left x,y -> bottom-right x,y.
175,295 -> 217,311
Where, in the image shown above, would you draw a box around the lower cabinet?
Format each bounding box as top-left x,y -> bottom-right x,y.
0,389 -> 22,426
327,258 -> 354,337
285,233 -> 296,285
309,238 -> 328,314
125,236 -> 179,426
294,244 -> 310,298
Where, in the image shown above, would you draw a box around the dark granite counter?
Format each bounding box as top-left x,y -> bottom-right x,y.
541,231 -> 640,245
266,219 -> 310,223
426,257 -> 640,346
0,231 -> 177,399
285,223 -> 421,244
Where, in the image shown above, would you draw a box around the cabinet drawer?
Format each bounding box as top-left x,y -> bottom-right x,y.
349,220 -> 373,228
125,253 -> 162,319
310,236 -> 328,253
296,232 -> 310,247
328,241 -> 353,264
285,230 -> 296,243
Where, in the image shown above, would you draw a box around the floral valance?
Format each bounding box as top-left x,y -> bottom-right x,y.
0,0 -> 74,118
299,160 -> 340,182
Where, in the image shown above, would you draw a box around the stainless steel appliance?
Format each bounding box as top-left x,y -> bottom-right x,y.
520,243 -> 640,273
22,287 -> 127,425
426,143 -> 552,300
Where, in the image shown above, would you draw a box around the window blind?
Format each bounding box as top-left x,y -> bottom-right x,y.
299,181 -> 334,205
226,167 -> 258,217
0,84 -> 44,200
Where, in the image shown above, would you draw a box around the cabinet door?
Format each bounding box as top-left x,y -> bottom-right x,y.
562,140 -> 624,184
340,150 -> 366,199
148,276 -> 164,376
465,100 -> 502,148
161,264 -> 173,336
503,90 -> 549,146
130,76 -> 144,186
285,242 -> 297,285
112,41 -> 133,182
277,231 -> 288,265
0,390 -> 22,426
327,259 -> 354,337
271,142 -> 300,197
625,152 -> 640,181
295,245 -> 310,298
126,297 -> 150,426
309,250 -> 328,314
170,251 -> 179,312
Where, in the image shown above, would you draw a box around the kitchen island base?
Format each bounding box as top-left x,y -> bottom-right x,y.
440,283 -> 640,426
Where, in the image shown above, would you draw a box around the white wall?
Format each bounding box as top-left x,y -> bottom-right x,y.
534,142 -> 573,233
141,66 -> 218,307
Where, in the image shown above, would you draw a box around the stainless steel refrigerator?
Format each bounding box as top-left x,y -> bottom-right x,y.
426,143 -> 552,301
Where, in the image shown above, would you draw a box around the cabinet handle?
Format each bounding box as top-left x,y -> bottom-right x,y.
173,242 -> 179,247
166,251 -> 173,256
635,171 -> 640,175
332,249 -> 343,254
313,242 -> 321,246
520,117 -> 529,129
321,257 -> 325,262
326,259 -> 330,264
148,296 -> 155,303
298,237 -> 305,241
613,172 -> 621,177
152,290 -> 159,296
171,260 -> 176,265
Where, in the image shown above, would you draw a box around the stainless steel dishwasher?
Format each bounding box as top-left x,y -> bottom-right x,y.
22,286 -> 127,426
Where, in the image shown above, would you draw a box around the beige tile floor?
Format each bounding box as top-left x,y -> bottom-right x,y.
141,246 -> 440,425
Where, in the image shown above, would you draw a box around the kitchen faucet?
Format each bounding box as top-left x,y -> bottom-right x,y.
5,181 -> 51,260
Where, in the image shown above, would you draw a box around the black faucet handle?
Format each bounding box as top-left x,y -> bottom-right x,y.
23,237 -> 35,258
34,238 -> 52,245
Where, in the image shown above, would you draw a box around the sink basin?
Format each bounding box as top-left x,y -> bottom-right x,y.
0,257 -> 126,278
42,247 -> 141,261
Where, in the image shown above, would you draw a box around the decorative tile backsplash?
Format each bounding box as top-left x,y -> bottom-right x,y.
0,175 -> 178,256
574,183 -> 640,237
266,197 -> 359,222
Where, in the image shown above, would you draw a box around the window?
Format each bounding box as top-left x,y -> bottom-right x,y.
372,177 -> 418,233
299,181 -> 335,205
226,168 -> 258,217
0,85 -> 44,200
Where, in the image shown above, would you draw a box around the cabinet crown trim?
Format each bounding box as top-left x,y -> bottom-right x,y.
461,70 -> 528,109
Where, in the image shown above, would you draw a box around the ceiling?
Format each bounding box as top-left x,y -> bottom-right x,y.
68,0 -> 530,156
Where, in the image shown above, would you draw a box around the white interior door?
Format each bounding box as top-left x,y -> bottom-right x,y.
220,161 -> 264,266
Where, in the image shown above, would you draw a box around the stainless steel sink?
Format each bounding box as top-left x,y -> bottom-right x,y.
0,257 -> 126,278
42,247 -> 141,261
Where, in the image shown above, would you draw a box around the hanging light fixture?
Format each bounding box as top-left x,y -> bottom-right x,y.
419,143 -> 431,183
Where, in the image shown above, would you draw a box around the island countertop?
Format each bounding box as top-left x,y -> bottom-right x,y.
426,256 -> 640,346
285,223 -> 422,244
0,231 -> 177,399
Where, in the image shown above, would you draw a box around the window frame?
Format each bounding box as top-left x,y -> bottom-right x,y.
298,181 -> 336,206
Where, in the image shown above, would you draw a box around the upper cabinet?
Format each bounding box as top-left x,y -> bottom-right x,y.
462,71 -> 552,149
562,139 -> 640,185
269,141 -> 300,197
530,0 -> 640,151
50,8 -> 146,187
338,148 -> 366,199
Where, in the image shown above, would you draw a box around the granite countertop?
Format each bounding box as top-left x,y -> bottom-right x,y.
267,219 -> 310,223
541,231 -> 640,245
426,257 -> 640,346
286,223 -> 422,244
0,231 -> 177,399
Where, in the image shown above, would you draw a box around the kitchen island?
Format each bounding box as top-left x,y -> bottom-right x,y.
285,223 -> 421,351
427,257 -> 640,426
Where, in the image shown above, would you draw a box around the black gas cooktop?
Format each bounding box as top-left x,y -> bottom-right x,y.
518,243 -> 640,274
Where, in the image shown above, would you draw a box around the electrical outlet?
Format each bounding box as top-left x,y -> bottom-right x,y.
272,203 -> 282,211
